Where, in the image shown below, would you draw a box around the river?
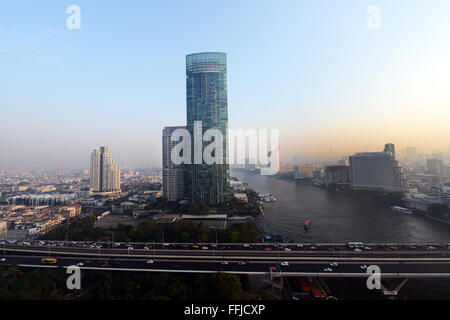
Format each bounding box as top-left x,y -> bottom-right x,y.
231,169 -> 450,243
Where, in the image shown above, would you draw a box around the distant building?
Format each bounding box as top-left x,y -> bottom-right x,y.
431,185 -> 450,204
445,167 -> 450,178
90,146 -> 121,193
408,180 -> 431,194
349,144 -> 408,191
324,166 -> 350,187
406,147 -> 418,163
278,164 -> 293,174
294,165 -> 314,179
384,143 -> 396,158
426,159 -> 444,177
162,126 -> 186,202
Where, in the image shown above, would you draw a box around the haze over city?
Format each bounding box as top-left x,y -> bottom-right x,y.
1,0 -> 450,170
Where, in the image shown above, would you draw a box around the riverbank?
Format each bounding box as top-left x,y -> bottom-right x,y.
231,169 -> 450,243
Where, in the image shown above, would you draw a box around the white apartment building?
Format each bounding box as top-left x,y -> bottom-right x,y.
90,146 -> 121,193
349,145 -> 408,191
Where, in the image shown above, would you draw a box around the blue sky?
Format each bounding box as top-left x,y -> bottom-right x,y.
1,0 -> 450,169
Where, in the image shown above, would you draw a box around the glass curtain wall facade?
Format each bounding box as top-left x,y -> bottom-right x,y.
186,52 -> 229,205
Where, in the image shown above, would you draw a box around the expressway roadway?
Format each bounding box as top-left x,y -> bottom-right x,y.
1,242 -> 450,278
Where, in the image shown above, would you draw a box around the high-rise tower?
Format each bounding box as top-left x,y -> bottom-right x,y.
186,52 -> 229,205
90,146 -> 121,193
162,126 -> 186,201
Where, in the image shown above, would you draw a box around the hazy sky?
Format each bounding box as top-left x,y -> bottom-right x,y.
1,0 -> 450,170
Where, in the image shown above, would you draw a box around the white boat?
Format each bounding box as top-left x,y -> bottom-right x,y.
391,206 -> 413,215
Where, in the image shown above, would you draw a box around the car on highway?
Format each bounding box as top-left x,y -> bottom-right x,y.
268,266 -> 277,272
146,260 -> 154,264
144,247 -> 149,250
296,244 -> 304,248
243,244 -> 250,248
280,262 -> 289,267
0,258 -> 6,262
202,246 -> 208,250
221,261 -> 228,265
238,261 -> 246,265
264,248 -> 271,251
329,262 -> 338,267
354,248 -> 362,252
426,246 -> 436,251
323,268 -> 333,272
163,243 -> 170,246
360,265 -> 368,270
76,262 -> 84,267
284,248 -> 291,252
192,245 -> 199,249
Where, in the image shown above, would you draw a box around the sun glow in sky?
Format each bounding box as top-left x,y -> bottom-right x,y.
1,0 -> 450,169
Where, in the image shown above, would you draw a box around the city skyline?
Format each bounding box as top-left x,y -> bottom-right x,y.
1,1 -> 450,170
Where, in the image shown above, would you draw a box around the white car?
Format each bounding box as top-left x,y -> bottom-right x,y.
144,247 -> 149,250
76,262 -> 84,267
329,262 -> 338,267
323,268 -> 333,272
354,248 -> 362,252
127,246 -> 134,250
280,262 -> 289,266
0,258 -> 6,262
202,246 -> 208,250
221,261 -> 228,265
238,261 -> 246,265
296,244 -> 303,248
243,244 -> 250,248
146,260 -> 154,264
360,265 -> 368,270
284,248 -> 291,252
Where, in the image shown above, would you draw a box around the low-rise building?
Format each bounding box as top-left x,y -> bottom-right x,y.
404,193 -> 443,211
233,193 -> 248,203
325,166 -> 350,187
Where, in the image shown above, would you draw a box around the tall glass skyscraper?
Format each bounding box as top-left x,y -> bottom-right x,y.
186,52 -> 229,205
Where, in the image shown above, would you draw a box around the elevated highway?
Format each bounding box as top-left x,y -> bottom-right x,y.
1,241 -> 449,278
